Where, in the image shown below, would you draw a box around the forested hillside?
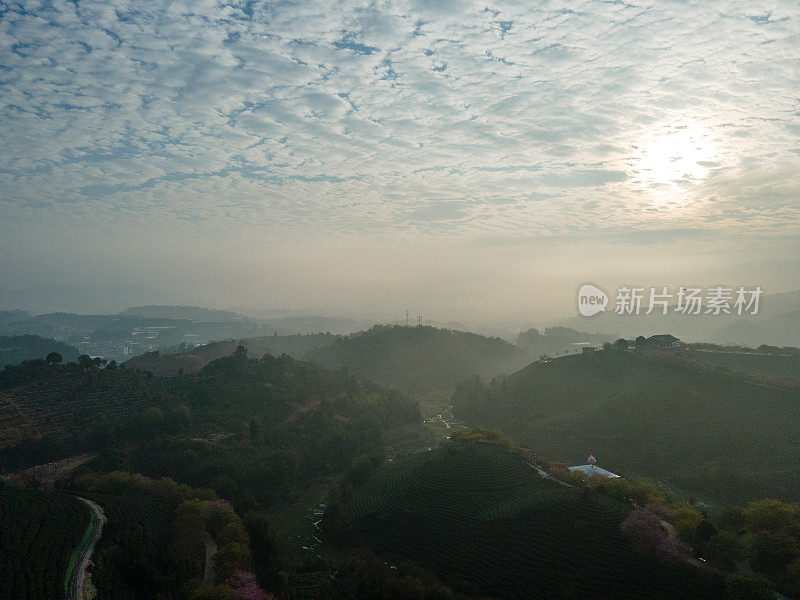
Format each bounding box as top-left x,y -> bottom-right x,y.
102,350 -> 421,511
307,325 -> 529,394
1,348 -> 424,598
453,348 -> 800,503
1,348 -> 422,508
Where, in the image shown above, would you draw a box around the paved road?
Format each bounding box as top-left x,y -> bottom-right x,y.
68,497 -> 105,600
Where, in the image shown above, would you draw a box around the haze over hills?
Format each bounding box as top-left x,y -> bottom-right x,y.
118,305 -> 255,322
0,305 -> 374,361
3,291 -> 800,366
123,325 -> 535,392
563,290 -> 800,347
516,326 -> 616,356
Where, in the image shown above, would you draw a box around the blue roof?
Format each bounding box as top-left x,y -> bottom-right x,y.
568,465 -> 620,478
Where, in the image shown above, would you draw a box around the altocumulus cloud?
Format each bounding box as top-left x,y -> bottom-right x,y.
0,0 -> 799,241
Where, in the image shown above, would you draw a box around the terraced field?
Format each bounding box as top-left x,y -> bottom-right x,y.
0,372 -> 154,450
88,493 -> 195,600
341,442 -> 725,599
689,349 -> 800,382
0,486 -> 91,600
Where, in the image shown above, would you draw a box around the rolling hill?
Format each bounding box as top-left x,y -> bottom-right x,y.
327,439 -> 725,599
452,348 -> 800,503
126,325 -> 531,391
306,325 -> 530,394
0,335 -> 80,368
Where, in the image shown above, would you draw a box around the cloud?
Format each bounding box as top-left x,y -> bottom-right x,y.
0,1 -> 799,315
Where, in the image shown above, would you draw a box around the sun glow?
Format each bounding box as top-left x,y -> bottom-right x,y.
636,125 -> 718,194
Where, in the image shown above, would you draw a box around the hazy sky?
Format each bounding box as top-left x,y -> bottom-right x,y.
1,1 -> 799,321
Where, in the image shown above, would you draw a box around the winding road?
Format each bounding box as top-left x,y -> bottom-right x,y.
68,497 -> 105,600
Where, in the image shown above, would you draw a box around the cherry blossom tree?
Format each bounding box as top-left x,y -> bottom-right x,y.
620,505 -> 692,561
227,571 -> 274,600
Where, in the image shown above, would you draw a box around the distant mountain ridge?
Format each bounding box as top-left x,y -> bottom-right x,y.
0,310 -> 32,325
123,334 -> 337,375
0,306 -> 367,361
0,335 -> 80,368
119,305 -> 254,322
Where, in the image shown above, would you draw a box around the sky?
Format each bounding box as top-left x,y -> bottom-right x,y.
1,0 -> 799,322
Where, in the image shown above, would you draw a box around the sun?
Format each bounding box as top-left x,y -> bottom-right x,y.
636,124 -> 717,193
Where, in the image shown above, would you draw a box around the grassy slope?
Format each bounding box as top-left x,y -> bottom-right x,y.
340,441 -> 724,599
453,350 -> 800,503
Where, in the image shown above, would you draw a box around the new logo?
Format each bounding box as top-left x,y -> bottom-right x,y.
578,284 -> 608,317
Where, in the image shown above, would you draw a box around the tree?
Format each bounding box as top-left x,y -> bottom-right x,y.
615,338 -> 629,351
722,573 -> 773,600
635,336 -> 647,349
748,530 -> 799,579
215,542 -> 251,582
567,469 -> 588,487
671,503 -> 702,542
45,352 -> 62,365
716,506 -> 746,532
78,354 -> 94,369
706,531 -> 742,570
620,505 -> 692,560
227,571 -> 274,600
184,582 -> 238,600
244,512 -> 281,586
744,499 -> 798,534
142,406 -> 165,429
